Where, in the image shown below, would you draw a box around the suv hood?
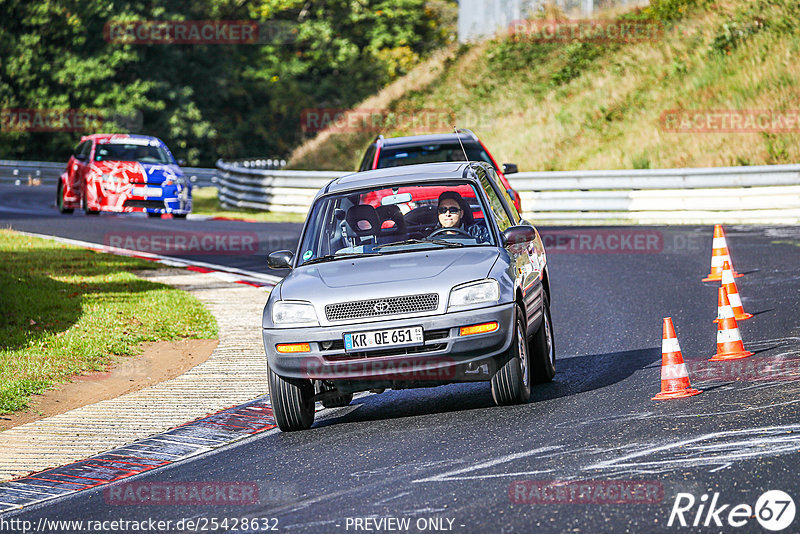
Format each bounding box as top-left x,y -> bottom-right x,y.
278,248 -> 500,314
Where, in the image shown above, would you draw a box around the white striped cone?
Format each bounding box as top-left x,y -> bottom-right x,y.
715,260 -> 752,322
710,287 -> 753,361
653,317 -> 702,400
703,225 -> 743,281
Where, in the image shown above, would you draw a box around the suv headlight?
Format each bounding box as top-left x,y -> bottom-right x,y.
448,279 -> 500,311
272,300 -> 319,327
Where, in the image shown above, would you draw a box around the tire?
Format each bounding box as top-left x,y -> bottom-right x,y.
81,186 -> 99,215
530,293 -> 555,384
491,304 -> 531,405
147,212 -> 162,218
268,365 -> 315,431
57,181 -> 73,214
321,393 -> 353,409
173,213 -> 187,219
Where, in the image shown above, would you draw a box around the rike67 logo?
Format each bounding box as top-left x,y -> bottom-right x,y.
668,490 -> 796,531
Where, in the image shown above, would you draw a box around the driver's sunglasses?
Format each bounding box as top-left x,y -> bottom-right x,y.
438,206 -> 462,215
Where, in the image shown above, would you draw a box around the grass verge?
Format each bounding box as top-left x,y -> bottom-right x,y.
191,187 -> 306,223
288,0 -> 800,171
0,229 -> 217,414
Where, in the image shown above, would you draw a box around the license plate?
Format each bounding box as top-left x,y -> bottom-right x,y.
344,326 -> 424,352
132,186 -> 162,197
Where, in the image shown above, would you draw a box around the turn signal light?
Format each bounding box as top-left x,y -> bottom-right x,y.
459,322 -> 499,337
276,343 -> 311,353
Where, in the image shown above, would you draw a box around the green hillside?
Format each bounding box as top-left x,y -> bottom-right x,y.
288,0 -> 800,172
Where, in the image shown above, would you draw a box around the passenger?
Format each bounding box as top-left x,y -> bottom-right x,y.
434,191 -> 490,243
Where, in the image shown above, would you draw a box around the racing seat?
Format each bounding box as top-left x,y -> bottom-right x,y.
345,204 -> 380,246
376,204 -> 407,244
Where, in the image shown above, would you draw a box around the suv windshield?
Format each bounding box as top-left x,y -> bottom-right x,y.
94,143 -> 173,164
297,181 -> 495,266
377,142 -> 493,169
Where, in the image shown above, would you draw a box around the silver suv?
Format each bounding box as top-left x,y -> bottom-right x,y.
263,161 -> 553,431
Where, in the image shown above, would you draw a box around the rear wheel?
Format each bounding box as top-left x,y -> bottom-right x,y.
268,365 -> 315,431
56,181 -> 73,214
530,294 -> 555,384
173,213 -> 187,219
491,304 -> 531,405
147,212 -> 162,218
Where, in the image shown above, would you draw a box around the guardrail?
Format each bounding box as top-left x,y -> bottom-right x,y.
216,159 -> 342,213
0,160 -> 220,188
4,158 -> 799,224
217,160 -> 800,224
509,164 -> 800,224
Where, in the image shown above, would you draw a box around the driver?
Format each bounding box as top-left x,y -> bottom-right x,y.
434,191 -> 490,243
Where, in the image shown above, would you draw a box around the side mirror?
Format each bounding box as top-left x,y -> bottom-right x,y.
176,158 -> 187,166
502,225 -> 536,247
267,250 -> 294,269
74,153 -> 87,162
502,163 -> 518,175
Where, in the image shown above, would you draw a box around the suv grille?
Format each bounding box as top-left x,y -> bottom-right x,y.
325,293 -> 439,322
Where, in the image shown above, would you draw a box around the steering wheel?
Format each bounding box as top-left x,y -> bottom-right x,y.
428,227 -> 472,239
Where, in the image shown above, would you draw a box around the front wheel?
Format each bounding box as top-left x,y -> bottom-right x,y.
268,365 -> 315,431
81,186 -> 99,215
530,293 -> 555,383
57,181 -> 73,214
491,304 -> 531,405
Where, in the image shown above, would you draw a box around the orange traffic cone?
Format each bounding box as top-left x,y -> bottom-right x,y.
714,260 -> 752,323
709,287 -> 754,361
702,225 -> 743,282
653,318 -> 702,400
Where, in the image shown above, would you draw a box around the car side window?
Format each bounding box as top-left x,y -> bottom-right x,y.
488,168 -> 521,223
73,141 -> 87,157
476,169 -> 512,232
80,141 -> 92,158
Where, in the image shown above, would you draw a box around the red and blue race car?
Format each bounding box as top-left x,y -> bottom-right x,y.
57,134 -> 192,218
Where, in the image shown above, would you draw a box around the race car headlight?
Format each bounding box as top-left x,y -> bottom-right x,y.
272,301 -> 319,327
448,279 -> 500,311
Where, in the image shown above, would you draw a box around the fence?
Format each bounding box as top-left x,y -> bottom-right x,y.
216,161 -> 800,224
3,158 -> 799,224
0,160 -> 219,188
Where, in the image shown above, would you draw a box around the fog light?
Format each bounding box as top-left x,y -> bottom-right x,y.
459,322 -> 499,337
276,343 -> 311,353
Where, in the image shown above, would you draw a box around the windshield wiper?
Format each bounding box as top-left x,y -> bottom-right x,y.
302,252 -> 381,265
373,238 -> 463,250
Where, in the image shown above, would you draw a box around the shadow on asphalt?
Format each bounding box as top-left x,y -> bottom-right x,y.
310,347 -> 661,429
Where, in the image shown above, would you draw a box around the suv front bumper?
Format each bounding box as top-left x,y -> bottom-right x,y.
263,302 -> 515,384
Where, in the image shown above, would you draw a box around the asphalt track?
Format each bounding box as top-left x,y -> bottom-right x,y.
2,183 -> 800,533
